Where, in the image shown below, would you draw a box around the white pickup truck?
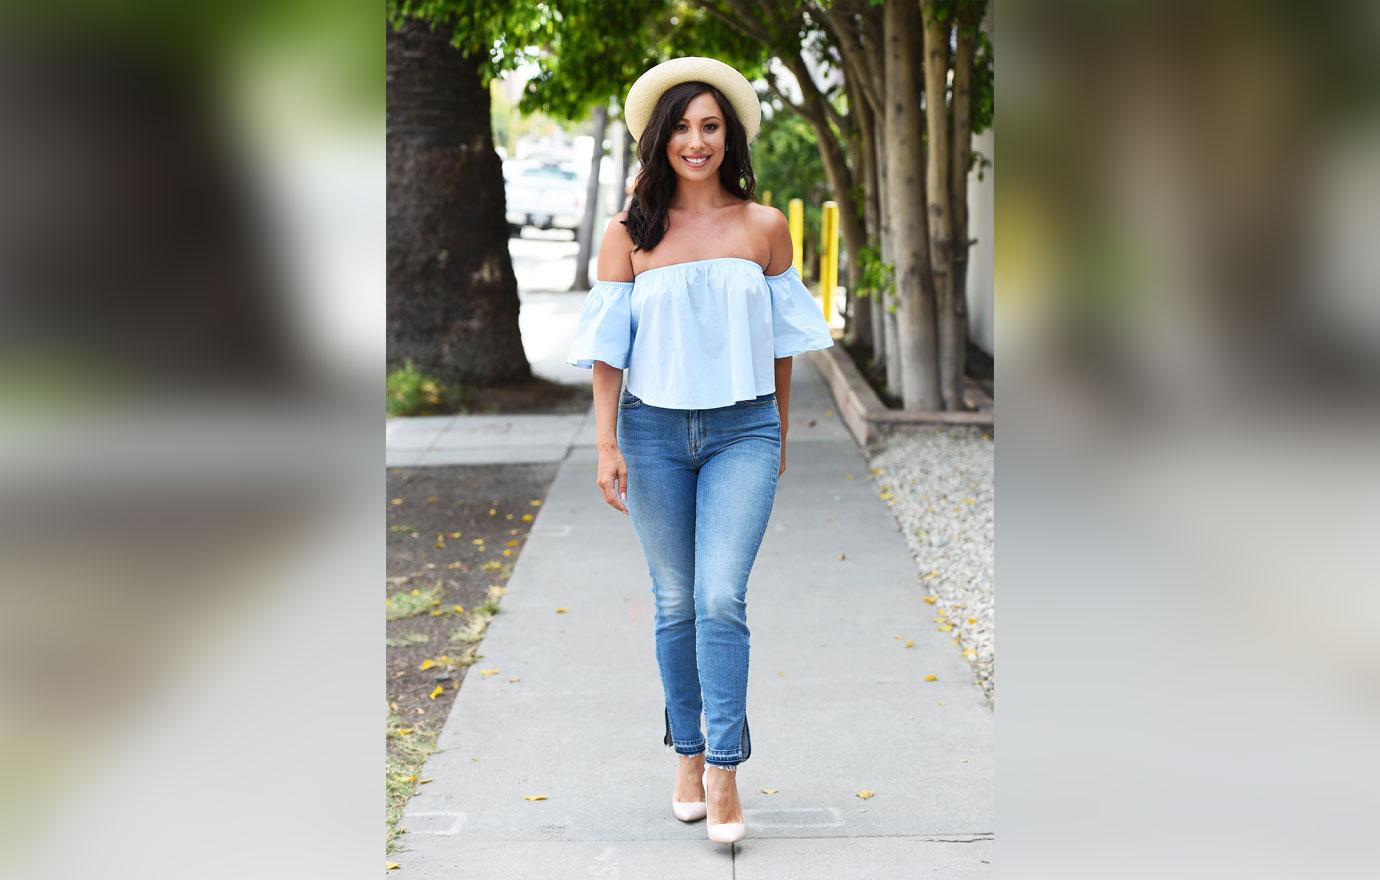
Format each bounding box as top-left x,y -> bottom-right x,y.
504,162 -> 586,239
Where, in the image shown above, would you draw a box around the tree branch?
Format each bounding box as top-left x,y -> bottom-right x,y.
810,0 -> 880,116
690,0 -> 770,45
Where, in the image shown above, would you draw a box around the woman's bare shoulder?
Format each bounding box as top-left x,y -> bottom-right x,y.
744,202 -> 791,273
598,211 -> 636,282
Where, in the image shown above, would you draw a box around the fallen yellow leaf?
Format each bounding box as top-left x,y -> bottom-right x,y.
523,793 -> 548,801
939,624 -> 954,632
387,862 -> 401,870
429,685 -> 443,699
430,608 -> 445,616
508,677 -> 521,683
869,467 -> 882,476
472,538 -> 485,545
449,531 -> 461,539
419,777 -> 433,784
922,595 -> 938,605
962,647 -> 977,658
966,618 -> 978,624
879,492 -> 893,500
488,508 -> 497,516
453,605 -> 465,614
555,607 -> 569,613
506,539 -> 520,547
760,788 -> 779,794
395,728 -> 413,735
419,659 -> 436,671
521,514 -> 534,522
924,674 -> 938,682
856,789 -> 876,799
502,549 -> 513,557
904,640 -> 915,649
390,498 -> 403,506
480,668 -> 501,676
529,499 -> 543,507
505,513 -> 514,520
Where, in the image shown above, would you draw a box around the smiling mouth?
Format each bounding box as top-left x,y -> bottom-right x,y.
682,155 -> 710,167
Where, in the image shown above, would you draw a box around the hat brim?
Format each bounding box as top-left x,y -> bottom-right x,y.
624,56 -> 761,145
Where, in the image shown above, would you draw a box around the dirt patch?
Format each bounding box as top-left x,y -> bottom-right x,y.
386,462 -> 558,737
459,374 -> 590,415
842,338 -> 995,409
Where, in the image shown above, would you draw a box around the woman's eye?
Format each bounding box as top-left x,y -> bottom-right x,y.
705,123 -> 718,131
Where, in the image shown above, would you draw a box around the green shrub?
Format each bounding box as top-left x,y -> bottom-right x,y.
387,360 -> 461,417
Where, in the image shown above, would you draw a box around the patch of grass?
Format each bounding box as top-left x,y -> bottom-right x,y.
385,631 -> 432,648
474,598 -> 501,617
448,607 -> 495,651
387,359 -> 463,418
386,710 -> 438,854
386,581 -> 442,621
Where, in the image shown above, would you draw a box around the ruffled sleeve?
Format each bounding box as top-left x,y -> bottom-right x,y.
766,266 -> 834,358
566,279 -> 635,369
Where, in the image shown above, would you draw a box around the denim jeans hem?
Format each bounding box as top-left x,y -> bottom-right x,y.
669,740 -> 706,756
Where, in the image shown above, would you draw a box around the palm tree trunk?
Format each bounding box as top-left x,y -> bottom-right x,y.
921,1 -> 963,410
885,0 -> 942,410
950,12 -> 976,386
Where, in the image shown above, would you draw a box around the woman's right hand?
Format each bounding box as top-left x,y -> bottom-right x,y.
597,445 -> 629,515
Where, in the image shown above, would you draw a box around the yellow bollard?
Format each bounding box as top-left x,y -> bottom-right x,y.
788,198 -> 804,276
761,190 -> 772,208
820,200 -> 839,321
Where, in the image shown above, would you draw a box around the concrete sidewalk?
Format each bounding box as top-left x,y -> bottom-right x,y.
391,361 -> 994,878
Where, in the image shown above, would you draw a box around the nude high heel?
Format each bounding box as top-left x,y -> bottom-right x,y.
703,766 -> 746,844
672,763 -> 707,822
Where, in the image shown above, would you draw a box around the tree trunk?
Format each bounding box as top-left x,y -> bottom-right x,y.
572,102 -> 607,291
873,107 -> 896,396
620,123 -> 635,207
885,0 -> 942,410
950,11 -> 976,374
387,20 -> 529,385
921,2 -> 963,410
845,74 -> 875,349
779,54 -> 866,337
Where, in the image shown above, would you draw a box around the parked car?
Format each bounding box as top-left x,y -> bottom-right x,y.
504,162 -> 585,239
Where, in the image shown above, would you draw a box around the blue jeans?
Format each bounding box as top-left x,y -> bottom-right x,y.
617,387 -> 781,770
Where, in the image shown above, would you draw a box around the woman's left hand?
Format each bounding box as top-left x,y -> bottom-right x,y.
778,424 -> 788,475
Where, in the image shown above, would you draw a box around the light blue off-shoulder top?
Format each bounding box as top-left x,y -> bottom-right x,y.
565,256 -> 834,409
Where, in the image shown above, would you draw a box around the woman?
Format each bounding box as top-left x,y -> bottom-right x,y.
566,57 -> 833,845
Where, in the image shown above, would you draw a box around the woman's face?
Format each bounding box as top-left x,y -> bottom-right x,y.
665,91 -> 727,182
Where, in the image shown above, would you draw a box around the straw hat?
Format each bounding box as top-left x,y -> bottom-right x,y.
624,56 -> 761,145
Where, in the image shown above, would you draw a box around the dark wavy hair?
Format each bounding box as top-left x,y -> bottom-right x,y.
623,81 -> 757,253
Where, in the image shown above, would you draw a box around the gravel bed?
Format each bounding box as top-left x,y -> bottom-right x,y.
869,426 -> 995,705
